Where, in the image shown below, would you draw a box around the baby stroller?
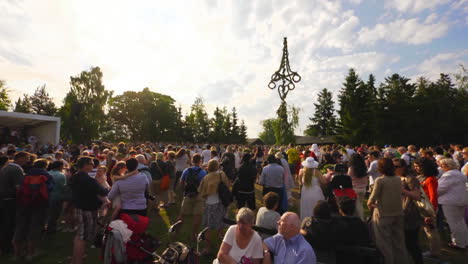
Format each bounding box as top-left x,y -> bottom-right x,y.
327,164 -> 357,212
100,215 -> 202,264
99,213 -> 161,264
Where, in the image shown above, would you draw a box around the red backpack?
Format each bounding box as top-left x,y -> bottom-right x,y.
17,174 -> 49,207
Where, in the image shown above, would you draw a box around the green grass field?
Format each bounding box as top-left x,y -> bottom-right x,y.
1,185 -> 467,264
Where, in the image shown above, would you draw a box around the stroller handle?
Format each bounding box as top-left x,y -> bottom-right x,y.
168,220 -> 183,233
197,227 -> 209,242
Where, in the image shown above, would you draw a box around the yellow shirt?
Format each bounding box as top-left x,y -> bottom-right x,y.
286,148 -> 300,164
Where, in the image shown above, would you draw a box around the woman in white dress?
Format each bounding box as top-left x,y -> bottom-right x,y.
300,157 -> 325,220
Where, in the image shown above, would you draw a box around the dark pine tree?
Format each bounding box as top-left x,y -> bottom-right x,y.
305,88 -> 337,136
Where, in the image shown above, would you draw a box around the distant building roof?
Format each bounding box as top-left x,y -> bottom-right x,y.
247,138 -> 264,145
295,135 -> 336,145
0,111 -> 60,128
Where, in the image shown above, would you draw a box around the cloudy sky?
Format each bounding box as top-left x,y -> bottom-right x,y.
1,0 -> 467,137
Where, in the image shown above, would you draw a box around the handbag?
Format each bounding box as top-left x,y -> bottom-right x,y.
217,172 -> 233,208
160,174 -> 170,191
414,186 -> 436,218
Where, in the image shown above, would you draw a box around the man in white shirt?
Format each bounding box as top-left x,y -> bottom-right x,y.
201,145 -> 212,165
399,147 -> 416,166
367,151 -> 381,186
345,145 -> 355,156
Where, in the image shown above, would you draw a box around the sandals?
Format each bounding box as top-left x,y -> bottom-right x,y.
447,242 -> 466,251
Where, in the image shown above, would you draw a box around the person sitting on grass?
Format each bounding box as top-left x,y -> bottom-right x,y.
256,192 -> 281,239
215,207 -> 264,264
264,212 -> 316,264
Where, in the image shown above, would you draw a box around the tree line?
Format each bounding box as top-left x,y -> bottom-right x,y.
0,67 -> 248,144
301,65 -> 468,146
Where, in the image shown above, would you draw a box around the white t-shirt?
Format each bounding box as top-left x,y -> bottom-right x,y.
222,225 -> 263,263
255,207 -> 280,239
368,160 -> 381,185
206,193 -> 220,205
201,149 -> 211,164
234,152 -> 241,169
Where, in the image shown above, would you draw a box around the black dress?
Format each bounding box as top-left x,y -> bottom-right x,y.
232,163 -> 257,210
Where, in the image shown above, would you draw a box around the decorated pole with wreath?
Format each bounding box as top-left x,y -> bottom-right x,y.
268,37 -> 301,144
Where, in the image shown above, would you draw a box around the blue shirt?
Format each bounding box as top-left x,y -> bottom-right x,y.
49,170 -> 67,201
264,233 -> 316,264
259,163 -> 284,188
180,166 -> 207,184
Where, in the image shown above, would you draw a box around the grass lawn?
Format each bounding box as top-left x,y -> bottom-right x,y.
1,184 -> 467,264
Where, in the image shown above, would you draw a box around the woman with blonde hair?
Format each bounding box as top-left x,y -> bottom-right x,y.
198,159 -> 230,255
299,157 -> 325,220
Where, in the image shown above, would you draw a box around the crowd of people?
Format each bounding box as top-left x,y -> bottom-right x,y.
0,141 -> 467,264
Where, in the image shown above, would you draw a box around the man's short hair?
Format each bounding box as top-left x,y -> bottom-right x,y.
267,154 -> 277,164
313,200 -> 331,219
93,158 -> 100,168
126,158 -> 138,171
369,150 -> 380,159
77,156 -> 93,169
33,158 -> 49,169
192,153 -> 202,164
135,154 -> 146,163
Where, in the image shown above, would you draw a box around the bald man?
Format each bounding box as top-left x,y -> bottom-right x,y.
262,212 -> 316,264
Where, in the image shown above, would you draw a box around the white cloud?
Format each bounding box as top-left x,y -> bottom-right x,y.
450,0 -> 468,13
321,15 -> 360,52
385,0 -> 450,13
358,17 -> 449,45
425,13 -> 438,24
416,50 -> 468,80
0,0 -> 463,137
312,52 -> 399,73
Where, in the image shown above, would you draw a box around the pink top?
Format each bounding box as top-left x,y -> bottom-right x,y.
349,167 -> 369,190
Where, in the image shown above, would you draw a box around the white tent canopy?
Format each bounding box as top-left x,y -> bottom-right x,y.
0,111 -> 61,145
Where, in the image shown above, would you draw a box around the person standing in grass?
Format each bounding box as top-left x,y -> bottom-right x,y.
13,158 -> 54,262
71,156 -> 110,264
46,160 -> 67,233
198,159 -> 230,256
0,151 -> 29,256
367,158 -> 409,264
177,154 -> 207,241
